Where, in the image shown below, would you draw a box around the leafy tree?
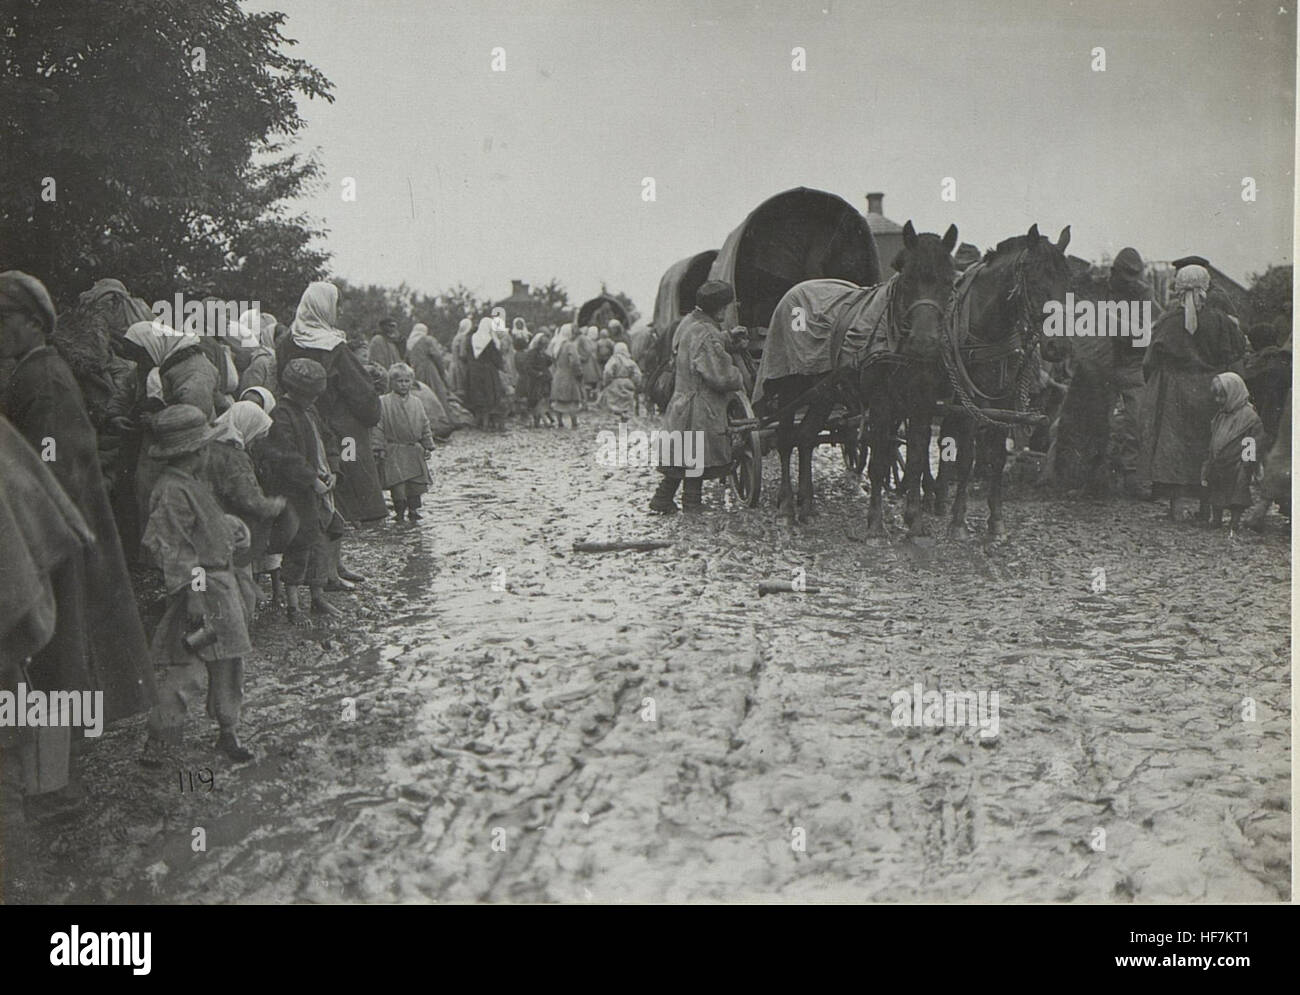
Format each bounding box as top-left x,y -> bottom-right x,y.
0,0 -> 333,308
1247,265 -> 1293,324
334,279 -> 415,340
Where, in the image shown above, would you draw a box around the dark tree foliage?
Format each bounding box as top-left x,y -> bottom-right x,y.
1247,265 -> 1293,324
0,0 -> 334,311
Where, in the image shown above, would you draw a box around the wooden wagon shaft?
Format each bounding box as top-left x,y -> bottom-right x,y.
572,540 -> 674,553
934,404 -> 1048,427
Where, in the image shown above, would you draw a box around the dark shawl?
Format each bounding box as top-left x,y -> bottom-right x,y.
276,338 -> 387,522
1,347 -> 155,721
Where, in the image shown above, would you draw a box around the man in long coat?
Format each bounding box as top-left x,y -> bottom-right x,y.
0,271 -> 155,817
648,280 -> 744,512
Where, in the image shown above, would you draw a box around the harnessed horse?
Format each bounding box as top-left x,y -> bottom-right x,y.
759,222 -> 958,525
937,224 -> 1072,538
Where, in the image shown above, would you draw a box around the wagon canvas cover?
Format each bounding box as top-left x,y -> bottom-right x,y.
752,277 -> 893,406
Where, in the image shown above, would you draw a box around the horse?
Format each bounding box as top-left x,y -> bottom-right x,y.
756,221 -> 958,526
937,223 -> 1073,539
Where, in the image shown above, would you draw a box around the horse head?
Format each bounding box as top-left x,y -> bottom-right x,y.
890,220 -> 958,363
1020,223 -> 1073,333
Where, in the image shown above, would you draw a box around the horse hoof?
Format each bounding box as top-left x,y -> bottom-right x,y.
947,523 -> 973,540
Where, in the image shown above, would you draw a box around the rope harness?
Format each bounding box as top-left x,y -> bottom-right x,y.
941,251 -> 1043,429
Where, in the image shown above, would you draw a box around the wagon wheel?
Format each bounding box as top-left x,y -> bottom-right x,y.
839,413 -> 868,476
727,392 -> 763,507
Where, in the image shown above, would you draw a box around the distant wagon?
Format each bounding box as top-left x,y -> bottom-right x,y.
575,293 -> 632,330
641,249 -> 719,408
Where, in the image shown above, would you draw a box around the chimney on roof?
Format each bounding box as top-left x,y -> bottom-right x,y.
511,279 -> 529,297
866,192 -> 884,215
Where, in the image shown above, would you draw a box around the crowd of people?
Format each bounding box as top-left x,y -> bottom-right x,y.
0,269 -> 645,828
1043,252 -> 1291,533
0,251 -> 1289,828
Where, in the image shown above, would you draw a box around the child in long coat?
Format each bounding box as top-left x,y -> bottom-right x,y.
139,405 -> 255,764
256,359 -> 343,622
374,363 -> 435,521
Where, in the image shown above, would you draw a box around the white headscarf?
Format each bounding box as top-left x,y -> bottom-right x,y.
211,400 -> 273,449
291,281 -> 346,351
239,385 -> 277,414
472,317 -> 495,359
406,322 -> 430,355
232,308 -> 264,350
1173,265 -> 1210,335
125,320 -> 201,367
548,322 -> 574,358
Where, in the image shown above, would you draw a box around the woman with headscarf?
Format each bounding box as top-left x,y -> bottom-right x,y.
236,310 -> 280,398
1138,264 -> 1248,521
408,322 -> 471,432
0,271 -> 156,752
577,326 -> 601,400
124,320 -> 222,417
449,317 -> 473,401
517,331 -> 555,427
1200,372 -> 1264,534
277,282 -> 386,538
598,342 -> 643,422
466,317 -> 506,430
549,323 -> 584,428
123,319 -> 226,529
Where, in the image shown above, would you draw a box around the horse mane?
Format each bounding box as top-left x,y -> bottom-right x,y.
982,234 -> 1040,262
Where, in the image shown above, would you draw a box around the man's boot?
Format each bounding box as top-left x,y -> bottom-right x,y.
407,493 -> 423,522
649,475 -> 681,513
682,477 -> 704,512
392,500 -> 407,522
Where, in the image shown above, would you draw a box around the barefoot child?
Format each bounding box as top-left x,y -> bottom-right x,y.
139,404 -> 255,764
374,363 -> 435,521
1201,371 -> 1264,534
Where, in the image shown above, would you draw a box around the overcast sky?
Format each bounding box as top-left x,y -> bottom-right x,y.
248,0 -> 1296,313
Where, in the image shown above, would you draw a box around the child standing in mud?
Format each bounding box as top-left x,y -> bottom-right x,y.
139,404 -> 255,765
256,358 -> 342,622
373,362 -> 435,522
1201,371 -> 1264,535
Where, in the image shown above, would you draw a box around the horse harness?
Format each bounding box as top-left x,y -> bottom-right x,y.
942,250 -> 1043,429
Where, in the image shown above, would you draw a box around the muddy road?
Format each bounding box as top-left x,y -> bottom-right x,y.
8,415 -> 1290,903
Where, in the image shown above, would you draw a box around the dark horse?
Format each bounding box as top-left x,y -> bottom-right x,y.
938,224 -> 1072,539
757,222 -> 958,526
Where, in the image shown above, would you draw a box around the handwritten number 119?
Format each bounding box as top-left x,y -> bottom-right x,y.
179,768 -> 214,792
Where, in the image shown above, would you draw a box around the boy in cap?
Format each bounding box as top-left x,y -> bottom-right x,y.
139,404 -> 255,764
256,358 -> 343,621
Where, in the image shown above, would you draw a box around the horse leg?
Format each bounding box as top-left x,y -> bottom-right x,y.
946,419 -> 976,539
904,409 -> 933,537
776,409 -> 796,523
986,427 -> 1010,539
866,400 -> 891,536
932,412 -> 958,516
796,398 -> 829,522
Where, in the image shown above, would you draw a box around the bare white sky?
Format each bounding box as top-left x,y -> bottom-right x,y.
249,0 -> 1297,311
